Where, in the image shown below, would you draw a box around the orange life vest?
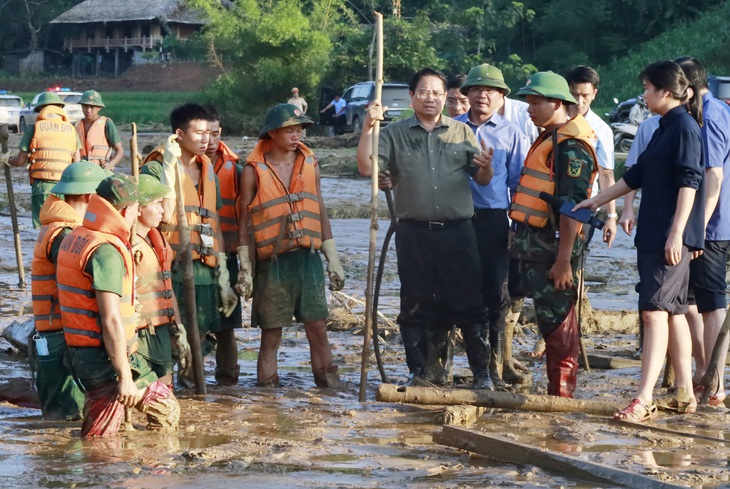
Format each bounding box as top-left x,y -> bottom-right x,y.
57,195 -> 137,352
31,195 -> 82,332
214,141 -> 240,253
246,140 -> 322,261
75,116 -> 111,165
29,105 -> 76,183
134,228 -> 175,329
143,149 -> 220,268
509,115 -> 598,229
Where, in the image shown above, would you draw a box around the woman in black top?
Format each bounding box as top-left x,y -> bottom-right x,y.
575,60 -> 704,421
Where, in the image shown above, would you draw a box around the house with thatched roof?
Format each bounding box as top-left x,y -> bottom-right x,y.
50,0 -> 208,76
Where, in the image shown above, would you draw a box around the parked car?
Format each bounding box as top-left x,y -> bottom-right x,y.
709,75 -> 730,107
338,81 -> 410,133
0,92 -> 24,133
19,88 -> 84,133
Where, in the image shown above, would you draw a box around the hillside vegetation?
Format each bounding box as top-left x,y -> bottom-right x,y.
597,0 -> 730,105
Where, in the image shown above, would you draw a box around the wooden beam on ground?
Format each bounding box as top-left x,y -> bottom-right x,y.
613,418 -> 730,444
435,425 -> 686,489
441,405 -> 486,427
580,354 -> 641,370
377,384 -> 622,416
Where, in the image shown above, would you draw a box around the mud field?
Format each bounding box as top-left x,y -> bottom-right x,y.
0,133 -> 728,488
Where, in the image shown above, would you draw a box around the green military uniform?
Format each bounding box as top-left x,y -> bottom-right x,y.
510,138 -> 595,335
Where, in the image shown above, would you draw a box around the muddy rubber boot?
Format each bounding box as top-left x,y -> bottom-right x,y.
489,328 -> 510,391
256,373 -> 280,388
461,323 -> 493,390
313,365 -> 341,389
423,326 -> 450,386
400,324 -> 427,381
215,364 -> 240,386
502,312 -> 527,384
176,368 -> 195,389
544,305 -> 579,398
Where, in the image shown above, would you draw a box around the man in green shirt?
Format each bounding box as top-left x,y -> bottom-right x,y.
357,67 -> 495,388
75,90 -> 125,171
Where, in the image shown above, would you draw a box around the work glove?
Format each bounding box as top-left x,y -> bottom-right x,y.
234,245 -> 254,300
170,322 -> 192,376
160,134 -> 181,196
320,239 -> 345,291
0,152 -> 10,167
217,252 -> 239,317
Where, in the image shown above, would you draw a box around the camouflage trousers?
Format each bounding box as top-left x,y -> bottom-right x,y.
513,258 -> 579,337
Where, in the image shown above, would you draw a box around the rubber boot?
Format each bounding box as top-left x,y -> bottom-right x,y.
400,324 -> 427,385
503,310 -> 527,384
544,305 -> 579,398
313,365 -> 341,389
489,328 -> 510,391
214,364 -> 240,386
423,326 -> 450,386
461,323 -> 493,390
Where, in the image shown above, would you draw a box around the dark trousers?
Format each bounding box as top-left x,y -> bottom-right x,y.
472,209 -> 510,336
334,114 -> 347,134
395,219 -> 487,375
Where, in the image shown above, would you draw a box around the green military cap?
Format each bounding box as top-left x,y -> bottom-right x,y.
34,92 -> 65,112
516,71 -> 577,104
80,89 -> 105,107
259,103 -> 313,140
96,174 -> 139,210
51,160 -> 107,196
137,174 -> 170,205
460,64 -> 511,96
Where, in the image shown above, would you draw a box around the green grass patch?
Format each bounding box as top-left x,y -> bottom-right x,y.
12,91 -> 200,129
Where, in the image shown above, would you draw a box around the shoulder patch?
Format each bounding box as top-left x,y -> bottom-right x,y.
568,158 -> 582,178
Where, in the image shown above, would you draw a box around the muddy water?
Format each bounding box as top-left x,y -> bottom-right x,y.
0,136 -> 728,488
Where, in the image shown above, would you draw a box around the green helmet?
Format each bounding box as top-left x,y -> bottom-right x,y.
80,89 -> 105,107
138,174 -> 170,205
34,91 -> 65,112
515,72 -> 577,104
259,103 -> 314,140
51,161 -> 107,196
460,64 -> 510,96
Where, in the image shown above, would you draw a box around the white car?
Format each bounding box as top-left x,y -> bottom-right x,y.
19,89 -> 84,133
0,93 -> 24,133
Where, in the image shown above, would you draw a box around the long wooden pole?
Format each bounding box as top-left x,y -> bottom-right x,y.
1,125 -> 25,287
174,158 -> 206,395
359,12 -> 384,402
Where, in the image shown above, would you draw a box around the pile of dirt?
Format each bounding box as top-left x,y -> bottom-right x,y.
0,62 -> 217,93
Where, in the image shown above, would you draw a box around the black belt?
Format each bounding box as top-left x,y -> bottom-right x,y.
400,218 -> 469,230
472,208 -> 506,220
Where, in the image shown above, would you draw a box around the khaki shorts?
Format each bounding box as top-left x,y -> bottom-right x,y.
251,249 -> 328,329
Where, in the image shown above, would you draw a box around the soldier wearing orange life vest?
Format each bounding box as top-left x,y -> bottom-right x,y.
58,174 -> 179,437
508,72 -> 598,398
5,91 -> 81,228
236,103 -> 345,388
30,161 -> 106,420
141,103 -> 238,388
75,90 -> 124,171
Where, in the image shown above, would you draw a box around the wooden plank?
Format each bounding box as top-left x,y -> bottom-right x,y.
435,425 -> 686,489
580,353 -> 641,370
613,418 -> 730,444
376,383 -> 623,416
441,405 -> 486,427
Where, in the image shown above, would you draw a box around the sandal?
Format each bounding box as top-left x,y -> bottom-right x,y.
709,391 -> 726,407
655,386 -> 696,413
522,338 -> 546,359
614,398 -> 657,423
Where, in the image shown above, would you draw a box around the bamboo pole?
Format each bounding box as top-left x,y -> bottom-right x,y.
1,125 -> 25,287
359,11 -> 384,403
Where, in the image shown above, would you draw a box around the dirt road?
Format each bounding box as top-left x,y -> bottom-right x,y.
0,134 -> 728,488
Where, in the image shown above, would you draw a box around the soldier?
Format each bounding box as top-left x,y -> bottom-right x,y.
30,161 -> 106,420
75,90 -> 125,171
142,103 -> 238,387
509,72 -> 598,398
204,105 -> 243,385
58,175 -> 179,437
4,92 -> 81,228
133,174 -> 192,388
236,103 -> 345,388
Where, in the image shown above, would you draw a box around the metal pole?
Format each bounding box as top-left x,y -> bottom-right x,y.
0,124 -> 25,287
359,11 -> 384,402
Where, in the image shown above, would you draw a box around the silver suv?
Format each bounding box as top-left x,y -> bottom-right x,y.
19,89 -> 84,132
0,92 -> 23,133
341,82 -> 410,133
